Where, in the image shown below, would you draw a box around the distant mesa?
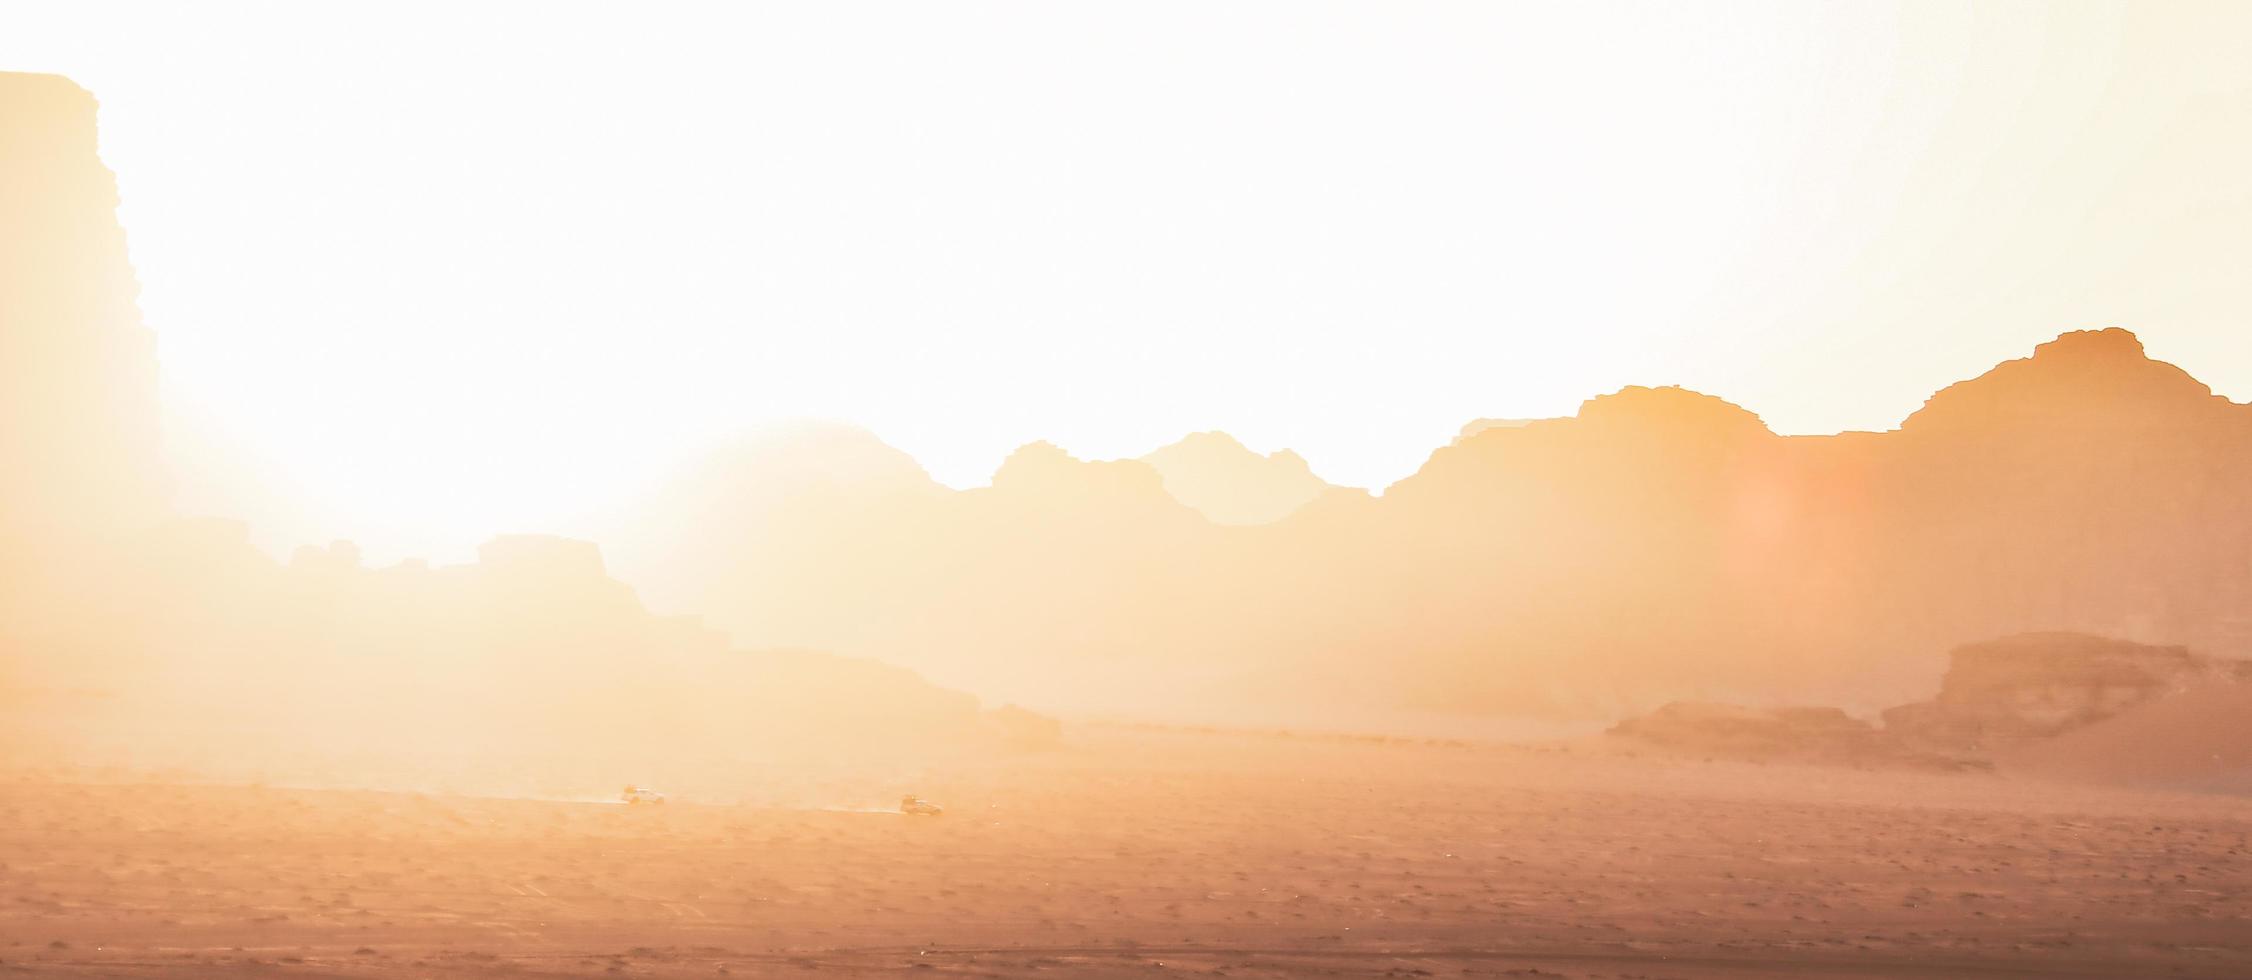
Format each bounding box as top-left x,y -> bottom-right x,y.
1902,327 -> 2231,435
1138,431 -> 1333,525
1453,417 -> 1543,443
695,421 -> 943,495
980,442 -> 1214,533
991,440 -> 1169,498
1451,386 -> 1768,449
1571,385 -> 1770,442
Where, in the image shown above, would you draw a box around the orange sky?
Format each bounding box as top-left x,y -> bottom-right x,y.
5,1 -> 2251,560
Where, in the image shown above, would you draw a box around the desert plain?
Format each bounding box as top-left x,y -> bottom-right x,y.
4,724 -> 2247,980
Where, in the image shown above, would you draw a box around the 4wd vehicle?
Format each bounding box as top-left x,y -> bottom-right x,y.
621,785 -> 667,806
899,795 -> 943,816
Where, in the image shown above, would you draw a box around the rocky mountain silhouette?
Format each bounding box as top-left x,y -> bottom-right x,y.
14,68 -> 2252,737
602,331 -> 2252,723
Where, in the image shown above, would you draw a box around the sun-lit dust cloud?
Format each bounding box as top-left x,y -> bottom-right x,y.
0,73 -> 1055,804
9,4 -> 2252,975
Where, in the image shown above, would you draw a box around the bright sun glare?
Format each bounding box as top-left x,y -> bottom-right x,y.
12,6 -> 2252,976
7,1 -> 2252,560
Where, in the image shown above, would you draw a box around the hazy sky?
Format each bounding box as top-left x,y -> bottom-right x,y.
6,1 -> 2252,559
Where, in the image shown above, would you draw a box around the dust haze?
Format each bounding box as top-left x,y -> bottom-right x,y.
7,7 -> 2252,977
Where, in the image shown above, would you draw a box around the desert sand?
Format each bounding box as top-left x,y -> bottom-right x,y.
5,725 -> 2247,979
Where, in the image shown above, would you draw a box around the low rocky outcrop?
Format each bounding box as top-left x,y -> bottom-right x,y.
1610,632 -> 2252,774
1881,632 -> 2252,754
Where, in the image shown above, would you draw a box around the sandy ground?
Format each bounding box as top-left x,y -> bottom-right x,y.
2,725 -> 2248,979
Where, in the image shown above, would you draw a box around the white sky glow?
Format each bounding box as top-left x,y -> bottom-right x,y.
6,1 -> 2252,561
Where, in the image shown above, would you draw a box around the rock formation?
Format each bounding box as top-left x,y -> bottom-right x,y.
1881,632 -> 2252,754
1,73 -> 172,702
22,68 -> 2252,733
1139,431 -> 1333,524
1453,417 -> 1542,443
598,329 -> 2252,723
0,72 -> 167,550
1608,632 -> 2251,779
